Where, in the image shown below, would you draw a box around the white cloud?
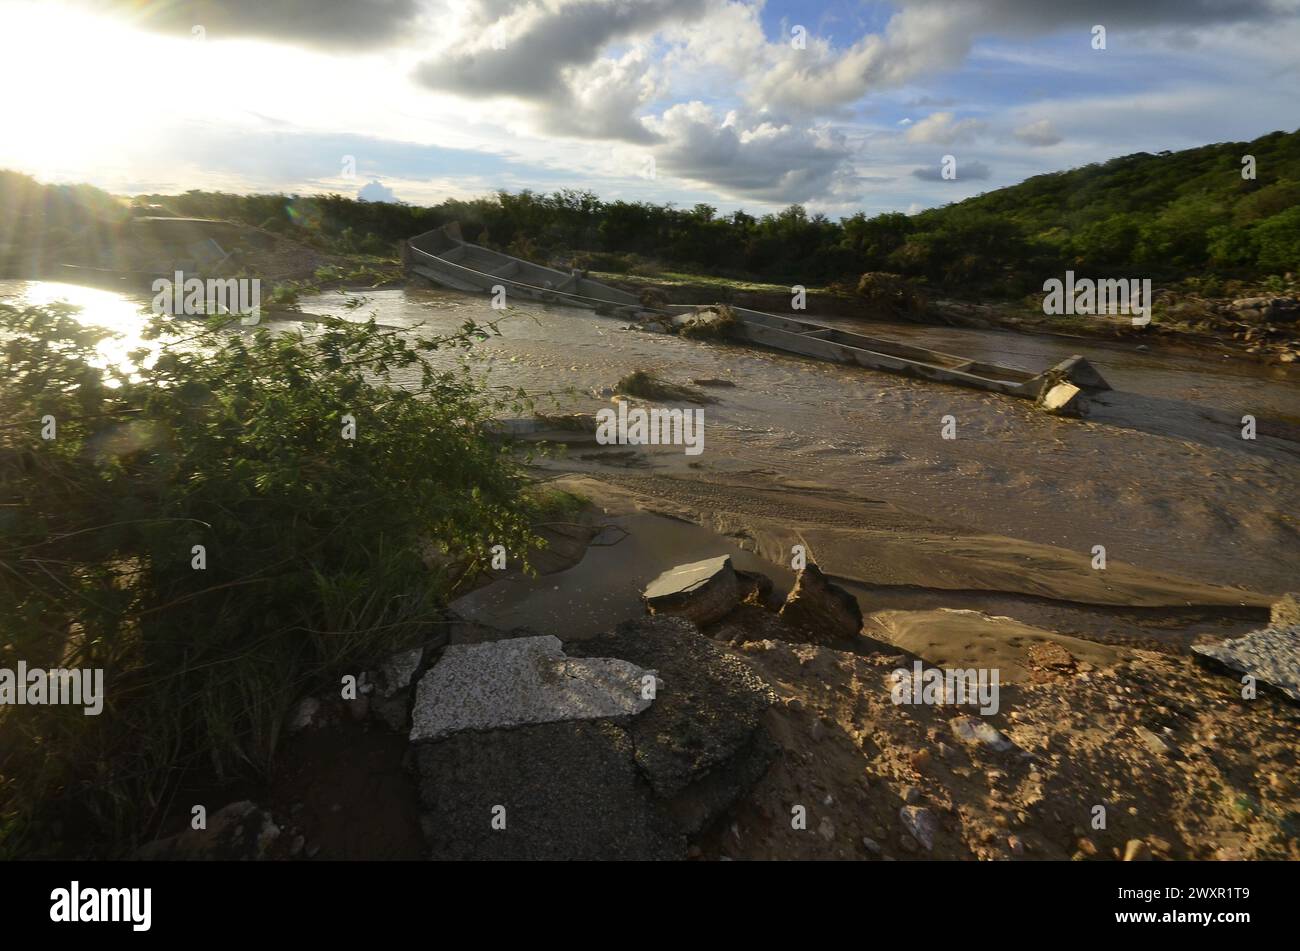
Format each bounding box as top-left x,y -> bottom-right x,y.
1012,118 -> 1062,147
22,0 -> 1300,214
905,112 -> 988,145
358,180 -> 398,202
646,102 -> 853,203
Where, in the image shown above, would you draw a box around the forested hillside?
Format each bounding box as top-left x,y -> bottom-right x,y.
3,128 -> 1297,296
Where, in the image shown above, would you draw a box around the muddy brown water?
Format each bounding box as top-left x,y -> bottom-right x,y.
6,279 -> 1297,598
450,512 -> 795,639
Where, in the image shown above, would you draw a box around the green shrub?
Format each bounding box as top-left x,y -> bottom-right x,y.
0,302 -> 540,857
1254,206 -> 1300,273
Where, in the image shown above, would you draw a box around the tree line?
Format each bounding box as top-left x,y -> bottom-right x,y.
3,127 -> 1297,296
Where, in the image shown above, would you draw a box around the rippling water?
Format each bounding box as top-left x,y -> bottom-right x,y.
5,278 -> 1297,593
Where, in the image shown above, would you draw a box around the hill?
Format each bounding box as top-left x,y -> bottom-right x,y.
3,128 -> 1298,295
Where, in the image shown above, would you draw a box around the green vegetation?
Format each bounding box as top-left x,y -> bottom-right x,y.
132,128 -> 1300,294
0,302 -> 543,857
923,129 -> 1300,289
3,127 -> 1297,299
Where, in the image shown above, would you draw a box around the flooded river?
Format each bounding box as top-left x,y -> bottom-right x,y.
6,279 -> 1298,597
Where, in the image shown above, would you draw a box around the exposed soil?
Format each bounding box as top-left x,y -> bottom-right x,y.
266,710 -> 423,861
696,632 -> 1300,861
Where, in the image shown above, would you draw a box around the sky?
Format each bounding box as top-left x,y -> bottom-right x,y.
1,0 -> 1298,218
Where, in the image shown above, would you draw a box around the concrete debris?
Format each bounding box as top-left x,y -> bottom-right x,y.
1037,380 -> 1089,417
1192,623 -> 1300,702
643,555 -> 741,626
408,635 -> 654,743
567,616 -> 778,834
412,616 -> 776,859
415,719 -> 685,860
1049,354 -> 1111,391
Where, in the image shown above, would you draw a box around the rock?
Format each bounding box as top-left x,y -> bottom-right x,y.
1231,296 -> 1299,322
862,836 -> 882,855
1271,593 -> 1300,627
909,748 -> 931,771
1008,835 -> 1024,855
818,817 -> 835,841
567,616 -> 778,834
135,801 -> 282,860
415,719 -> 685,860
735,568 -> 774,605
642,555 -> 741,626
779,562 -> 863,643
950,714 -> 1015,752
1123,839 -> 1152,862
1192,623 -> 1300,702
408,635 -> 654,743
367,646 -> 426,731
1134,725 -> 1172,756
376,647 -> 424,698
901,785 -> 923,804
899,805 -> 937,851
288,696 -> 327,734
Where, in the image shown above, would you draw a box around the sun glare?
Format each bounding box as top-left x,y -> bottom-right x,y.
0,4 -> 163,179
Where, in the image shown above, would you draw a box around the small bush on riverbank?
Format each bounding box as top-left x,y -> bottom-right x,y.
0,303 -> 541,857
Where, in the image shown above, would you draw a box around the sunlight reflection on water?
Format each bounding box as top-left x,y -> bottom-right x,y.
0,279 -> 155,377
